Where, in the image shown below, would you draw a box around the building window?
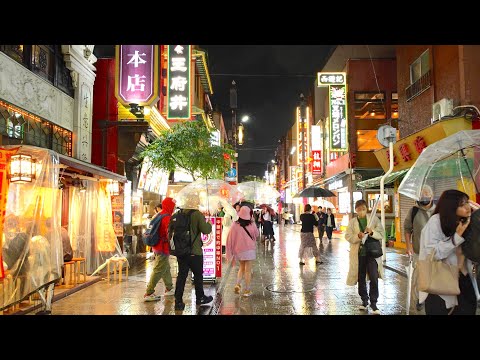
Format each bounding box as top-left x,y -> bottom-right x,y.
410,50 -> 429,84
406,50 -> 431,101
0,45 -> 74,97
0,100 -> 72,156
354,92 -> 386,120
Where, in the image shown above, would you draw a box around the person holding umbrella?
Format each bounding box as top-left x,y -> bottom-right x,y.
260,205 -> 275,241
325,208 -> 336,242
299,204 -> 323,266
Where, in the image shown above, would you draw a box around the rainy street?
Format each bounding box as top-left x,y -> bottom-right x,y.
45,223 -> 418,315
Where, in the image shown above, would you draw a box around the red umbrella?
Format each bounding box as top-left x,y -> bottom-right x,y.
259,204 -> 275,216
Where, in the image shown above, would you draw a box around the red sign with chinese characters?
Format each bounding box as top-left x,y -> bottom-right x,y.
115,45 -> 159,107
215,217 -> 222,277
312,150 -> 322,175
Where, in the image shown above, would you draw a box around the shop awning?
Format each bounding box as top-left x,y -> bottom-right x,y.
355,169 -> 409,189
58,154 -> 127,183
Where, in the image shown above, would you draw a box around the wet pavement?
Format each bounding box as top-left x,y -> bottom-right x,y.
45,222 -> 429,315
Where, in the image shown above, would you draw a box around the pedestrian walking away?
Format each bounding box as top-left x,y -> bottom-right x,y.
144,197 -> 176,302
226,206 -> 260,297
298,204 -> 322,266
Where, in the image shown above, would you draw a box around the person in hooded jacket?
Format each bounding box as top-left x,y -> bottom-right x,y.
144,197 -> 176,301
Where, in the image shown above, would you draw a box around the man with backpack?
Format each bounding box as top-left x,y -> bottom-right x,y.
169,204 -> 214,311
143,197 -> 176,302
403,185 -> 435,312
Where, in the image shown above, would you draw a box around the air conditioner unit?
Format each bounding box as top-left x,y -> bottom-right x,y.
432,98 -> 453,123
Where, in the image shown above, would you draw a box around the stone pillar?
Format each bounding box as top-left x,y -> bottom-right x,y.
61,45 -> 97,162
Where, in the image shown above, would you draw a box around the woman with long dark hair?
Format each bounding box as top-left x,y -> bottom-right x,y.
226,206 -> 259,297
419,189 -> 479,315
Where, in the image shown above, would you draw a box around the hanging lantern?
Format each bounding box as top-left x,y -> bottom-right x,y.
9,154 -> 35,183
111,180 -> 120,195
237,124 -> 244,145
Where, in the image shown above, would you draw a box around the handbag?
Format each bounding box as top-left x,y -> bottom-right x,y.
417,249 -> 460,295
357,218 -> 383,258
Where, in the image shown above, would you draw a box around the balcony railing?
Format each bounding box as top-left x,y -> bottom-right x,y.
406,70 -> 431,102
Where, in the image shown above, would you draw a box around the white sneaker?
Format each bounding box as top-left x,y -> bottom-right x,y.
370,304 -> 381,315
164,288 -> 175,296
144,293 -> 162,302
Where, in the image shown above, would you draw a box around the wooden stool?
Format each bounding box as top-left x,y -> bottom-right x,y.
72,257 -> 87,284
62,261 -> 77,286
106,257 -> 128,282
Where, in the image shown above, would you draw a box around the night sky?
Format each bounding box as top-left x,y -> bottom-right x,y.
201,45 -> 335,180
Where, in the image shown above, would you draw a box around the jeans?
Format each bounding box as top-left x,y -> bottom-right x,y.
146,253 -> 173,295
318,225 -> 325,240
358,255 -> 379,305
325,226 -> 334,240
175,254 -> 204,303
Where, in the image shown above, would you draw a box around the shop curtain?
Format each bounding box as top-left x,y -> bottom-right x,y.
69,181 -> 122,274
1,146 -> 62,310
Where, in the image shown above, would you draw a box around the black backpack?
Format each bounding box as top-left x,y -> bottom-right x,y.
461,209 -> 480,263
143,213 -> 168,247
169,210 -> 193,257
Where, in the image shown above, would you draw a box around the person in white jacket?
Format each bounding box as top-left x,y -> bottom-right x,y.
345,199 -> 384,314
418,189 -> 479,315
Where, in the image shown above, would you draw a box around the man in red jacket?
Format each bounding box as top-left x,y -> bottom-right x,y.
144,197 -> 176,301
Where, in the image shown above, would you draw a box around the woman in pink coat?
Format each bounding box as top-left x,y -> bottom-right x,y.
226,206 -> 259,297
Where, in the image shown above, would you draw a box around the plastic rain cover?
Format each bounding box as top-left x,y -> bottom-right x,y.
398,130 -> 480,201
1,146 -> 63,311
68,181 -> 123,275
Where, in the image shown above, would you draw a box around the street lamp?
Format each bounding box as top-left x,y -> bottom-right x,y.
241,115 -> 249,123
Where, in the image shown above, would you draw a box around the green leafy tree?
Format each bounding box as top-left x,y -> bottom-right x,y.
141,120 -> 235,181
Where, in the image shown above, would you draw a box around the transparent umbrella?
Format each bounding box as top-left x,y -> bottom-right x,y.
399,130 -> 480,200
236,181 -> 280,205
175,179 -> 244,214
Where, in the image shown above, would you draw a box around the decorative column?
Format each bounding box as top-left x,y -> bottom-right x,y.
61,45 -> 97,162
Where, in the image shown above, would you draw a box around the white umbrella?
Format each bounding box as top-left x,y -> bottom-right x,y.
311,198 -> 336,212
405,255 -> 413,315
236,181 -> 280,204
176,179 -> 244,213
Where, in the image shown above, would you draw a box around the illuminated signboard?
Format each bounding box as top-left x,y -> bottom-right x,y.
115,45 -> 159,106
167,45 -> 192,120
192,217 -> 222,281
317,72 -> 346,86
123,180 -> 132,224
311,125 -> 321,151
296,106 -> 310,166
329,84 -> 348,151
312,150 -> 322,175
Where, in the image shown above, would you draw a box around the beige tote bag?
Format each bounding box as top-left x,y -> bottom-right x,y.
417,249 -> 460,295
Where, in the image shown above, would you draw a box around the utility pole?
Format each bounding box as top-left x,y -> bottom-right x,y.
299,93 -> 307,190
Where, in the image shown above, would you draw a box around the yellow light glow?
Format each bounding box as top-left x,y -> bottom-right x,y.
238,124 -> 244,145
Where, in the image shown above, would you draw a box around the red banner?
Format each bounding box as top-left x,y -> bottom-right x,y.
312,150 -> 322,175
0,148 -> 18,279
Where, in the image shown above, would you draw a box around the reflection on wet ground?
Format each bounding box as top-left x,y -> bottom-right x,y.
48,223 -> 428,315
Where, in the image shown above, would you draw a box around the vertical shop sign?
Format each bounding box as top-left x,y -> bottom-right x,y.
111,194 -> 124,237
329,84 -> 348,151
317,72 -> 348,152
199,217 -> 217,281
0,148 -> 17,279
312,150 -> 322,175
115,45 -> 159,106
215,217 -> 222,277
167,45 -> 192,120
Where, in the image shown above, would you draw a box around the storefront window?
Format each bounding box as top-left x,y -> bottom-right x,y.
338,191 -> 363,214
366,192 -> 393,214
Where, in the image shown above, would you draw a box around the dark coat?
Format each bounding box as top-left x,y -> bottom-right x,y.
325,213 -> 336,228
